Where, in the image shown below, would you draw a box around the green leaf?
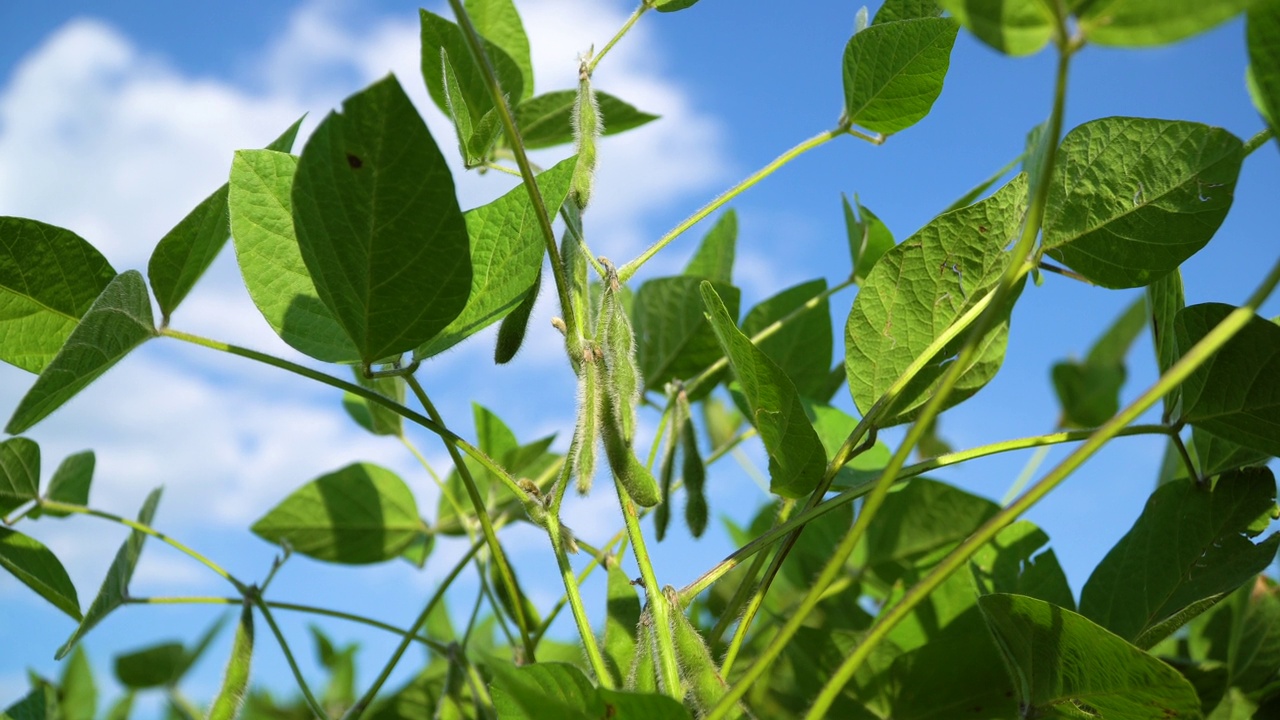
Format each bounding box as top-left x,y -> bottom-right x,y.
842,195 -> 895,284
465,0 -> 533,100
416,157 -> 576,359
341,371 -> 405,437
1042,117 -> 1243,289
1248,0 -> 1280,145
1147,268 -> 1185,417
701,282 -> 826,498
513,91 -> 659,150
936,0 -> 1054,56
292,75 -> 471,365
0,217 -> 116,374
114,642 -> 186,689
1176,304 -> 1280,457
978,593 -> 1202,718
603,557 -> 641,688
633,277 -> 740,392
37,451 -> 95,519
59,647 -> 96,720
2,682 -> 57,720
177,614 -> 230,681
489,662 -> 690,719
419,10 -> 524,127
58,488 -> 162,659
845,174 -> 1028,426
842,17 -> 959,134
229,149 -> 359,363
1077,0 -> 1251,46
741,279 -> 832,400
970,521 -> 1076,611
0,527 -> 80,620
1192,427 -> 1270,478
147,119 -> 303,322
683,210 -> 736,285
1052,297 -> 1146,428
1079,467 -> 1280,649
0,437 -> 39,517
441,49 -> 483,167
874,0 -> 943,24
6,271 -> 156,435
653,0 -> 700,12
859,478 -> 999,579
808,402 -> 891,490
251,463 -> 425,564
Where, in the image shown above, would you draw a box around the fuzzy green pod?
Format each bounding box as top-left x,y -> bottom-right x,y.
626,609 -> 658,693
682,418 -> 708,538
560,205 -> 589,344
602,392 -> 661,506
208,602 -> 254,720
655,387 -> 690,541
573,345 -> 602,495
663,586 -> 740,719
495,267 -> 540,364
598,263 -> 641,446
570,58 -> 601,211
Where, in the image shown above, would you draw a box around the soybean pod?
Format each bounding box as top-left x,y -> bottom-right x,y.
208,600 -> 254,720
663,587 -> 747,719
570,54 -> 601,212
626,608 -> 658,693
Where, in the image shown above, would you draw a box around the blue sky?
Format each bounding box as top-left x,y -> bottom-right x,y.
1,0 -> 1277,715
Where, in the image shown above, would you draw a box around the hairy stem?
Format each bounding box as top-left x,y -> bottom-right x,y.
587,3 -> 648,75
615,476 -> 683,697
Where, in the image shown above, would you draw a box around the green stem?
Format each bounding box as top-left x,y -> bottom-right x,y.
253,597 -> 329,719
159,328 -> 528,502
679,423 -> 1172,603
533,534 -> 627,644
448,0 -> 578,346
405,376 -> 537,661
1170,428 -> 1202,486
587,3 -> 648,75
1038,260 -> 1093,285
805,254 -> 1280,719
619,126 -> 848,282
341,537 -> 483,720
1244,127 -> 1275,155
708,499 -> 793,655
548,512 -> 614,686
615,477 -> 682,697
39,500 -> 245,594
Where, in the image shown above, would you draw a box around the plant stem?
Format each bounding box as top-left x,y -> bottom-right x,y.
615,476 -> 682,697
547,511 -> 614,686
341,537 -> 483,720
1244,127 -> 1275,155
448,0 -> 579,347
707,500 -> 793,654
587,3 -> 648,75
533,534 -> 627,644
619,126 -> 848,282
39,500 -> 246,594
253,597 -> 329,719
405,376 -> 537,661
805,253 -> 1280,719
1170,429 -> 1202,486
1038,260 -> 1094,284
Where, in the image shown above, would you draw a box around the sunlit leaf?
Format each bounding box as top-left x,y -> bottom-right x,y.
843,17 -> 959,134
1078,0 -> 1251,47
937,0 -> 1054,55
633,277 -> 739,392
514,91 -> 658,150
0,527 -> 80,620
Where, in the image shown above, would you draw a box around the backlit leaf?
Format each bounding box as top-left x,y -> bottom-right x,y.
0,527 -> 80,620
419,10 -> 523,126
874,0 -> 943,24
6,271 -> 156,435
1249,0 -> 1280,148
843,17 -> 959,134
514,91 -> 659,150
1078,0 -> 1251,47
251,463 -> 425,564
0,217 -> 115,374
701,282 -> 826,498
741,279 -> 832,400
292,74 -> 472,364
465,0 -> 533,100
114,642 -> 185,689
1042,117 -> 1243,289
936,0 -> 1054,56
1147,269 -> 1185,417
36,450 -> 95,519
59,647 -> 96,720
341,371 -> 405,437
633,276 -> 739,392
0,437 -> 39,517
842,195 -> 894,284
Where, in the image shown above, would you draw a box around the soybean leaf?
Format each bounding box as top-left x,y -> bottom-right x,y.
0,528 -> 80,620
633,277 -> 739,392
874,0 -> 943,24
229,150 -> 359,363
653,0 -> 700,12
0,217 -> 116,374
251,463 -> 425,564
602,557 -> 640,688
465,0 -> 533,100
701,283 -> 826,498
441,49 -> 484,167
341,371 -> 405,437
845,174 -> 1028,427
0,437 -> 39,517
683,210 -> 736,285
1042,117 -> 1243,289
1077,0 -> 1252,47
1176,304 -> 1280,457
741,279 -> 832,400
2,683 -> 57,720
1052,296 -> 1146,428
6,271 -> 156,435
1080,467 -> 1280,649
35,451 -> 95,520
293,74 -> 471,365
58,488 -> 162,659
489,661 -> 689,719
176,614 -> 230,681
1193,427 -> 1270,478
114,642 -> 185,689
858,478 -> 999,581
886,606 -> 1018,719
416,157 -> 577,359
970,521 -> 1076,611
419,10 -> 524,125
1249,0 -> 1280,145
808,402 -> 891,490
843,17 -> 959,134
1147,269 -> 1185,418
146,117 -> 304,323
59,646 -> 96,720
842,195 -> 895,284
514,91 -> 659,150
936,0 -> 1054,56
489,559 -> 542,634
978,593 -> 1202,718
